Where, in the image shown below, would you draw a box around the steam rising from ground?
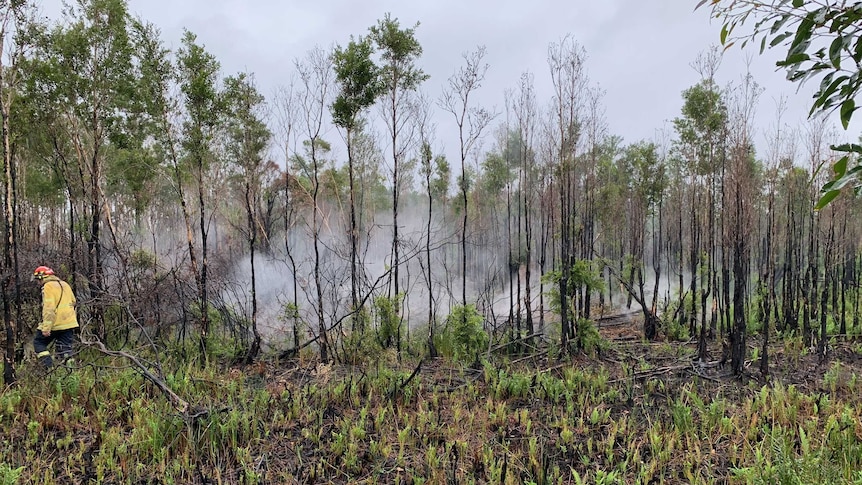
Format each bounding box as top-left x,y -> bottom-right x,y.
218,198 -> 534,345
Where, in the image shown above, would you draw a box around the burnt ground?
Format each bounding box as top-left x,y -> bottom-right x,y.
594,310 -> 862,398
4,308 -> 861,484
243,312 -> 862,483
259,309 -> 862,405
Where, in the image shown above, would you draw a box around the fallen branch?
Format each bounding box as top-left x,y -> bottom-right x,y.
536,362 -> 569,375
509,353 -> 542,366
82,338 -> 189,414
439,373 -> 482,393
489,332 -> 545,353
608,364 -> 689,384
401,359 -> 423,389
389,359 -> 423,400
687,367 -> 723,383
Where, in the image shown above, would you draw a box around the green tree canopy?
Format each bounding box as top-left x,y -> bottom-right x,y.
331,36 -> 382,131
698,0 -> 862,207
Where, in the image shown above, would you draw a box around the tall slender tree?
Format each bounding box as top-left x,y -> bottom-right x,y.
295,46 -> 334,362
223,72 -> 271,362
440,45 -> 493,316
177,30 -> 223,359
369,13 -> 427,354
513,72 -> 538,344
0,0 -> 33,384
272,82 -> 302,351
726,71 -> 762,375
547,35 -> 588,351
414,93 -> 444,357
331,35 -> 382,331
624,141 -> 665,340
673,75 -> 727,351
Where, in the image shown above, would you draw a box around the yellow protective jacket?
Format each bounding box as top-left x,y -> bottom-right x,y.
39,276 -> 78,332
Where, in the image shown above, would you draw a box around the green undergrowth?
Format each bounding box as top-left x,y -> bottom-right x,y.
1,346 -> 861,484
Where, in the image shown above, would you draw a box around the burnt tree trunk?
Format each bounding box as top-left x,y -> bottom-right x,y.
523,156 -> 534,345
760,190 -> 775,378
425,158 -> 436,358
347,128 -> 360,329
311,149 -> 329,363
818,213 -> 835,360
507,180 -> 516,346
559,169 -> 571,352
730,190 -> 747,376
245,179 -> 261,363
284,168 -> 300,351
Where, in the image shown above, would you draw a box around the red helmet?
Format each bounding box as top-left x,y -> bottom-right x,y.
33,266 -> 55,280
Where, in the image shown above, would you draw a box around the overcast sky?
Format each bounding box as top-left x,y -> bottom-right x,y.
37,0 -> 859,161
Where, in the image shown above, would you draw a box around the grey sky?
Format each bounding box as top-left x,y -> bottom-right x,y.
39,0 -> 857,159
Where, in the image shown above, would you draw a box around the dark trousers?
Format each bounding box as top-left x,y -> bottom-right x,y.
33,328 -> 76,367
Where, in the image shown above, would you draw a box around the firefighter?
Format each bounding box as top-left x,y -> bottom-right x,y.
32,266 -> 79,367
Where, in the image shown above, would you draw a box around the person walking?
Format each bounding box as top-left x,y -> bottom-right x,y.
32,266 -> 78,367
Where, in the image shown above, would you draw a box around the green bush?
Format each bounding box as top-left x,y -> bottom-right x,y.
435,304 -> 488,364
541,259 -> 605,316
342,306 -> 383,365
661,297 -> 691,341
0,463 -> 23,485
575,318 -> 607,355
665,317 -> 690,342
130,249 -> 158,271
374,293 -> 403,349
